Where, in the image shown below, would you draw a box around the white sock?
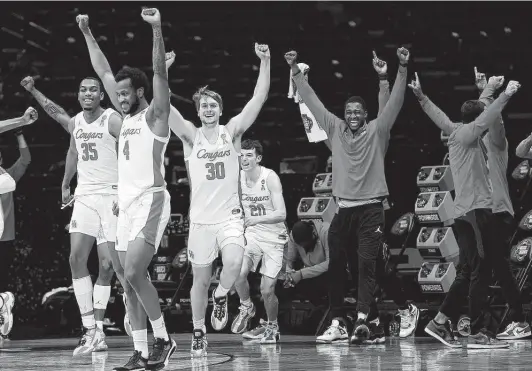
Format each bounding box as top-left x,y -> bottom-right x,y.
93,284 -> 111,311
214,284 -> 229,299
73,276 -> 95,328
268,319 -> 278,327
193,318 -> 206,333
240,298 -> 252,307
96,320 -> 104,330
357,312 -> 367,321
150,315 -> 169,341
132,329 -> 149,359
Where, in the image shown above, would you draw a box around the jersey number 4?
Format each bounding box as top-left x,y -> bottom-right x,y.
80,142 -> 98,161
206,162 -> 225,180
250,204 -> 267,216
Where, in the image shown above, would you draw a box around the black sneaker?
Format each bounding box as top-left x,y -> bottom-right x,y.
363,321 -> 386,344
147,337 -> 177,370
424,320 -> 461,348
113,350 -> 148,371
350,318 -> 370,344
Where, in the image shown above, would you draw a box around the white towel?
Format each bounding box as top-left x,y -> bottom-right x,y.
288,63 -> 328,143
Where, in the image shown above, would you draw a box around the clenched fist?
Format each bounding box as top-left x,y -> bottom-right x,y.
23,107 -> 38,125
20,76 -> 35,92
284,50 -> 298,66
488,76 -> 505,89
397,47 -> 410,64
255,43 -> 270,60
141,8 -> 161,25
76,14 -> 90,33
505,80 -> 521,97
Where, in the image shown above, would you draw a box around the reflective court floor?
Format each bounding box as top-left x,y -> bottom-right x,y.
1,334 -> 532,370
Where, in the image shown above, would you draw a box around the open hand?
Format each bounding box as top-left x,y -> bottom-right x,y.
255,43 -> 270,60
505,80 -> 521,97
474,67 -> 487,91
408,72 -> 423,98
284,50 -> 298,66
23,107 -> 38,125
372,51 -> 387,75
20,76 -> 35,92
141,8 -> 161,25
397,47 -> 410,64
76,14 -> 90,33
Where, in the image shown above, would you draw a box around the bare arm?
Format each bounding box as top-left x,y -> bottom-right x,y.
77,15 -> 121,113
226,44 -> 271,139
516,134 -> 532,159
144,9 -> 170,137
107,112 -> 122,140
247,172 -> 286,225
284,240 -> 299,272
6,133 -> 31,182
0,107 -> 38,134
62,121 -> 78,190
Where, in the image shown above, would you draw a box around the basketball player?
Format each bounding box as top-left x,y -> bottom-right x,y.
21,75 -> 124,355
167,43 -> 270,356
76,10 -> 176,370
285,48 -> 409,345
410,72 -> 529,343
409,75 -> 521,348
231,139 -> 287,344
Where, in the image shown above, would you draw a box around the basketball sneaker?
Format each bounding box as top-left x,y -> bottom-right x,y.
496,321 -> 532,340
73,326 -> 104,356
398,303 -> 420,338
260,323 -> 280,344
112,350 -> 148,371
93,330 -> 109,352
0,292 -> 14,336
123,294 -> 132,337
243,319 -> 267,340
147,336 -> 177,370
468,329 -> 509,349
316,319 -> 349,344
363,319 -> 385,345
191,329 -> 208,357
211,292 -> 229,331
231,302 -> 256,334
424,319 -> 461,348
350,318 -> 370,345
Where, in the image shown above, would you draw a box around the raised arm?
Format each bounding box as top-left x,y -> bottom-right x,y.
21,76 -> 71,132
226,44 -> 271,139
165,51 -> 197,145
142,8 -> 170,137
409,72 -> 459,135
372,51 -> 391,116
284,50 -> 342,137
477,72 -> 506,150
455,79 -> 519,145
375,47 -> 409,133
6,132 -> 31,183
516,134 -> 532,159
0,107 -> 38,134
245,172 -> 286,227
76,14 -> 121,113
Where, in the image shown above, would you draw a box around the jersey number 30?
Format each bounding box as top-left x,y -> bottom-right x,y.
206,162 -> 225,180
81,142 -> 98,161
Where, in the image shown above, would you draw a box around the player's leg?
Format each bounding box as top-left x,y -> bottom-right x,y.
0,242 -> 17,339
211,219 -> 245,331
188,223 -> 218,357
258,242 -> 284,344
232,241 -> 260,334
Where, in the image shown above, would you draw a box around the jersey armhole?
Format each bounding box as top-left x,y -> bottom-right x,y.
183,130 -> 199,161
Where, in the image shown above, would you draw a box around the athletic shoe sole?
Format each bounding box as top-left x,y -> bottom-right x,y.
424,327 -> 462,348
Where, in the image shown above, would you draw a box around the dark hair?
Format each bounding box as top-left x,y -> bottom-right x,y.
345,96 -> 367,111
192,85 -> 223,112
291,221 -> 315,245
80,76 -> 103,91
115,66 -> 150,95
460,100 -> 485,124
241,139 -> 263,157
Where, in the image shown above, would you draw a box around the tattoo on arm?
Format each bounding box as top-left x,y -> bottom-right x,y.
32,89 -> 69,130
152,25 -> 167,78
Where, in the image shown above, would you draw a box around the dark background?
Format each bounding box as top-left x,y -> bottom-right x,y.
1,1 -> 532,326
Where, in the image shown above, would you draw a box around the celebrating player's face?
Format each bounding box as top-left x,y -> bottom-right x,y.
241,149 -> 261,172
198,96 -> 221,126
344,102 -> 367,131
78,79 -> 103,111
115,78 -> 140,115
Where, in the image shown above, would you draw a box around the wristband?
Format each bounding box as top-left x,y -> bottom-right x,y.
400,62 -> 408,67
13,129 -> 23,137
378,74 -> 388,81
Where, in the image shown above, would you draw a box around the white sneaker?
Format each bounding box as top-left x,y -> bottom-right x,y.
260,324 -> 280,344
497,321 -> 532,340
231,302 -> 256,334
243,319 -> 267,340
399,304 -> 420,338
0,292 -> 15,336
122,294 -> 132,337
211,292 -> 229,331
73,327 -> 103,356
93,329 -> 108,352
316,319 -> 349,344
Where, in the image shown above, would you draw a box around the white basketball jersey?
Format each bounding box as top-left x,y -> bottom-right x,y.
186,125 -> 242,224
241,166 -> 288,242
73,108 -> 118,196
118,107 -> 169,210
